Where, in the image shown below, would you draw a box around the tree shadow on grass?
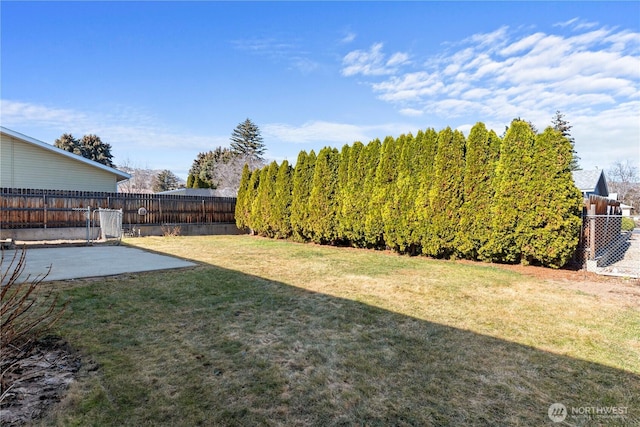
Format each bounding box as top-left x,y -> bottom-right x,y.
52,261 -> 639,427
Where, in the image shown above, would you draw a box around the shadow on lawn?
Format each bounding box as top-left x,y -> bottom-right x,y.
55,256 -> 639,426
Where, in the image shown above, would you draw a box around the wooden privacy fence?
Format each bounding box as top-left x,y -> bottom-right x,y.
0,188 -> 236,229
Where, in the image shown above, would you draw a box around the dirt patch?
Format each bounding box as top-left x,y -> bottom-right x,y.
0,337 -> 81,426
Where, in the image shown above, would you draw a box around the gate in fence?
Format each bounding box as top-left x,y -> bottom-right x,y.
582,215 -> 639,278
578,195 -> 639,278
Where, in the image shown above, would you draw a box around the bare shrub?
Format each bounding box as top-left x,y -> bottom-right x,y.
161,224 -> 182,237
1,247 -> 67,403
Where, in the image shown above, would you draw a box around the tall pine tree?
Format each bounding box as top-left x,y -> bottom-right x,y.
551,111 -> 580,171
230,118 -> 266,167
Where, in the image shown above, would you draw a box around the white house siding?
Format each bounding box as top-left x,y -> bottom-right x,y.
1,133 -> 119,192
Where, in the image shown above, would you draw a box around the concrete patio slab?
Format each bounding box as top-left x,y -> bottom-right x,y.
2,246 -> 196,283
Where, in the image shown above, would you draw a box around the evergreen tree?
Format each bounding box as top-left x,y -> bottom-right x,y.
272,160 -> 293,238
152,169 -> 181,193
188,152 -> 214,187
244,168 -> 262,234
358,139 -> 381,247
423,128 -> 466,258
54,133 -> 84,157
459,123 -> 501,260
391,131 -> 425,254
335,144 -> 351,243
230,118 -> 266,166
199,146 -> 234,187
413,128 -> 438,253
264,161 -> 280,236
55,133 -> 114,167
339,141 -> 364,245
290,150 -> 316,241
382,133 -> 412,252
308,147 -> 340,244
486,119 -> 537,263
552,110 -> 580,171
186,173 -> 195,189
80,134 -> 115,167
235,164 -> 251,230
250,167 -> 271,235
520,127 -> 583,267
365,136 -> 397,248
194,175 -> 211,189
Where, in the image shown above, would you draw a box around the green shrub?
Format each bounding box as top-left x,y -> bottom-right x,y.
622,217 -> 636,231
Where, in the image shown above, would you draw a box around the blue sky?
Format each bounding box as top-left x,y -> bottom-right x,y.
1,1 -> 639,180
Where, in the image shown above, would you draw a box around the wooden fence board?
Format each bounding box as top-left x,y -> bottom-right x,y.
0,188 -> 236,228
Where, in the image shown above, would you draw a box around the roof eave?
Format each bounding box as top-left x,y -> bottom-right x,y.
1,126 -> 131,181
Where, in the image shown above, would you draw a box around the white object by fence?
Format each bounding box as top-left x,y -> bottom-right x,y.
98,208 -> 123,242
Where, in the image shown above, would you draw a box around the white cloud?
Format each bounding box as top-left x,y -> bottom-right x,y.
399,108 -> 423,117
1,100 -> 90,129
0,99 -> 227,177
341,31 -> 356,44
262,120 -> 416,147
231,36 -> 318,74
499,32 -> 546,56
387,52 -> 410,67
1,99 -> 220,149
466,26 -> 509,48
554,18 -> 599,31
372,71 -> 444,102
340,22 -> 639,170
263,121 -> 372,144
341,43 -> 410,77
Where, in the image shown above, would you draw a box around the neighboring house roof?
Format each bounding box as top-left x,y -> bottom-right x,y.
572,169 -> 609,197
0,126 -> 131,182
158,188 -> 238,198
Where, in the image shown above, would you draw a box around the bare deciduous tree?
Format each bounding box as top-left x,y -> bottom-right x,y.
608,160 -> 639,208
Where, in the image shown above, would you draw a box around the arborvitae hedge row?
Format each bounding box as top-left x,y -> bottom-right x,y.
236,121 -> 582,268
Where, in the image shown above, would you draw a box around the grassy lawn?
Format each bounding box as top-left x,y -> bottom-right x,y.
41,235 -> 638,426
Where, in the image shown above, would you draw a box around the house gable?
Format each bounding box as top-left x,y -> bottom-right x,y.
1,127 -> 130,192
572,169 -> 609,198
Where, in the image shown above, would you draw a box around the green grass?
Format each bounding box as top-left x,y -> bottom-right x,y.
39,235 -> 639,426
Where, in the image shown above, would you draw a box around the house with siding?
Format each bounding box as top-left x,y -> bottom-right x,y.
1,127 -> 130,192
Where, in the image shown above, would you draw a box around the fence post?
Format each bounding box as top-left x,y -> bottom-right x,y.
86,206 -> 91,245
589,204 -> 596,260
43,193 -> 47,229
